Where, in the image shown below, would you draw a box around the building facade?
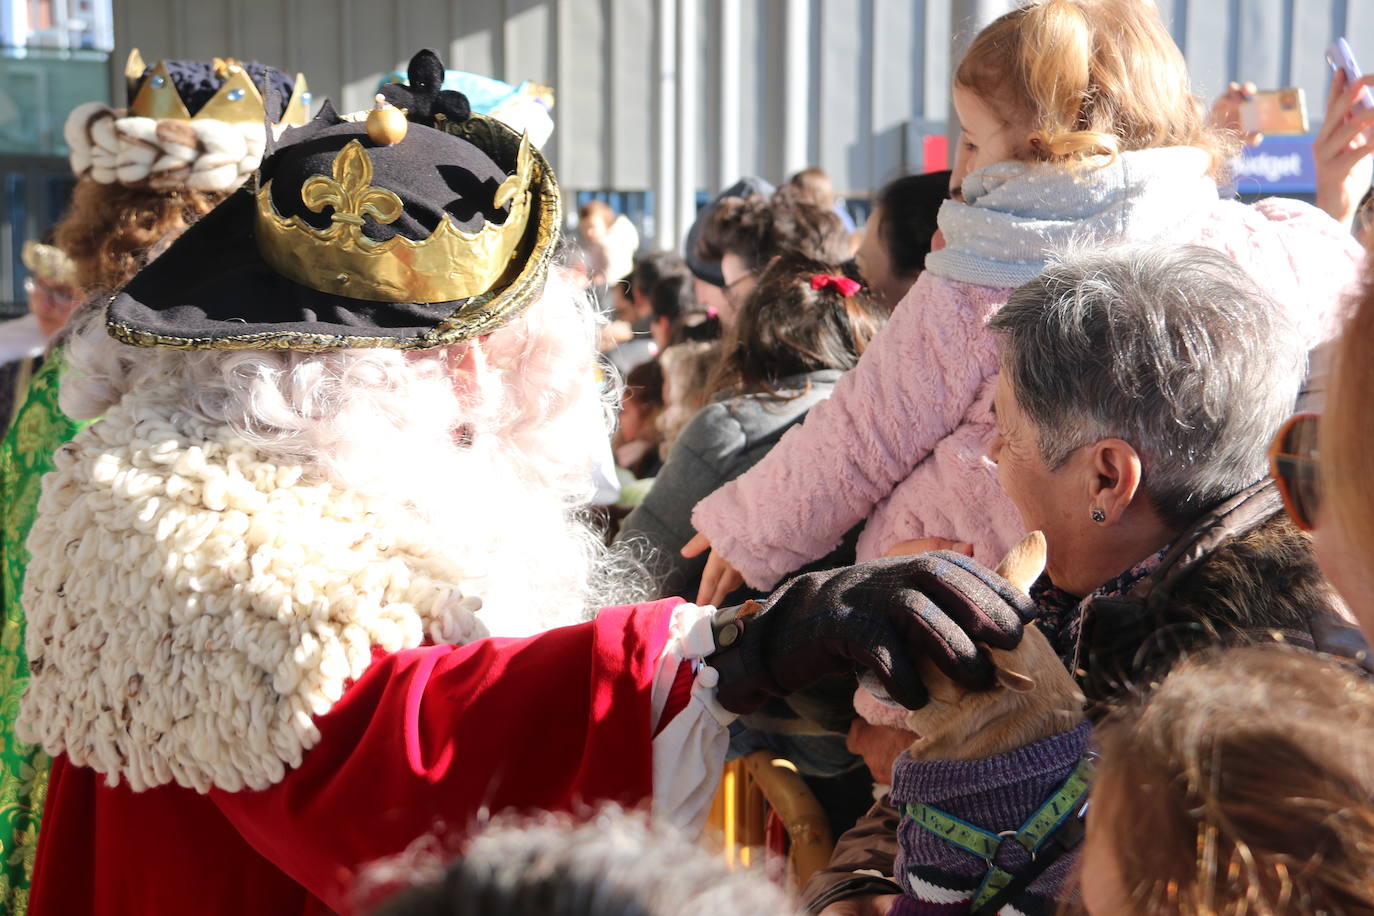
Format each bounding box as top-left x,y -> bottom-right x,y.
2,0 -> 1372,308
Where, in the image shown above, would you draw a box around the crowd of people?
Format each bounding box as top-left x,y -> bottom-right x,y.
5,0 -> 1374,913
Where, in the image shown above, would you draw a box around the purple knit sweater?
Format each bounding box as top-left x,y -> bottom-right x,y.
889,720 -> 1093,915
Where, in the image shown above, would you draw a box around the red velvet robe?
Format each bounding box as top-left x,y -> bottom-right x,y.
27,599 -> 686,915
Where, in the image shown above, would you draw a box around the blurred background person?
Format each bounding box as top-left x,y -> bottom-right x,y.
696,189 -> 852,328
786,165 -> 857,233
681,177 -> 775,320
577,199 -> 640,308
0,239 -> 76,435
656,339 -> 720,456
614,358 -> 666,481
367,807 -> 792,916
853,170 -> 951,310
1082,647 -> 1374,916
649,270 -> 719,351
603,251 -> 691,378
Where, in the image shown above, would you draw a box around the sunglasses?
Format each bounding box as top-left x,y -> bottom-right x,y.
1268,412 -> 1321,531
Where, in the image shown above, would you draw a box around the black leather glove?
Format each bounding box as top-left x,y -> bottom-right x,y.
705,551 -> 1035,715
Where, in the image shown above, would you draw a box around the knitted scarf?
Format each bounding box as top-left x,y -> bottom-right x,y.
925,147 -> 1220,289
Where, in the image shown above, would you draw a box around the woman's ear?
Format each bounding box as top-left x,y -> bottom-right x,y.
1086,438 -> 1144,525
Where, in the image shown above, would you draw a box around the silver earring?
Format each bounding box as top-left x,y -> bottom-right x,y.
1090,507 -> 1106,523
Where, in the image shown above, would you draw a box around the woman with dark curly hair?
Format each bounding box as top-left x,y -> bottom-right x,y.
54,181 -> 229,301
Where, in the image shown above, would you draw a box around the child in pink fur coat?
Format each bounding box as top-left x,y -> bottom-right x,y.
685,0 -> 1363,606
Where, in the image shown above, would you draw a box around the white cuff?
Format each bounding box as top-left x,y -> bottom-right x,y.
651,603 -> 737,832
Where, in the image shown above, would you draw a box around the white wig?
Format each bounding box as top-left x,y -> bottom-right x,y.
62,271 -> 649,635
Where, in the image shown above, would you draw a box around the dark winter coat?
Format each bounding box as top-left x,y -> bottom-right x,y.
616,370 -> 842,599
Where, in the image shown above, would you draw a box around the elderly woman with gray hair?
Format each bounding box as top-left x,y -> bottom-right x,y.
809,243 -> 1369,915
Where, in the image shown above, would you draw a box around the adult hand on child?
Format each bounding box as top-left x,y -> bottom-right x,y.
1315,70 -> 1374,231
682,532 -> 745,606
705,552 -> 1035,716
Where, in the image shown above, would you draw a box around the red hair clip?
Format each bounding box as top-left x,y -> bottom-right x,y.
810,274 -> 861,297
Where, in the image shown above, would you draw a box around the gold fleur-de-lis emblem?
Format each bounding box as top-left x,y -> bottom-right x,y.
300,141 -> 403,243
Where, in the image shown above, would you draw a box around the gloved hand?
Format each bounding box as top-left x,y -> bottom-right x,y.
705,551 -> 1035,715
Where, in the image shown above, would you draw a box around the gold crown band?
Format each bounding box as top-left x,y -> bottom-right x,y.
254,133 -> 535,303
126,50 -> 310,128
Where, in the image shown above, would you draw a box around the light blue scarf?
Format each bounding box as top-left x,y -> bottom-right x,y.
925,147 -> 1221,289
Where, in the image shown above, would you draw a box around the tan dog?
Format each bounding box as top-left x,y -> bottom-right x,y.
853,532 -> 1085,763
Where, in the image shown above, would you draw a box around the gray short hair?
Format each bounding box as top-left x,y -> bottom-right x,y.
988,244 -> 1304,525
366,807 -> 792,916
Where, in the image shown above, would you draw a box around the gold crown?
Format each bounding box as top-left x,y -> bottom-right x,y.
253,133 -> 535,303
124,49 -> 311,127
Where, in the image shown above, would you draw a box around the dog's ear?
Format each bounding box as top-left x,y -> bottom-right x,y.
992,657 -> 1036,693
994,530 -> 1047,593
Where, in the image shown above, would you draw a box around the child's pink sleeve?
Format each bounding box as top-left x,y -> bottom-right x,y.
691,274 -> 1008,590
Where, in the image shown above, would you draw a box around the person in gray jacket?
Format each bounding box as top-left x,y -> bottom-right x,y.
618,255 -> 888,601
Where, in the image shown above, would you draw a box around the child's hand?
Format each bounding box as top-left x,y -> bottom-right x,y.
884,537 -> 973,558
1315,70 -> 1374,231
682,532 -> 745,607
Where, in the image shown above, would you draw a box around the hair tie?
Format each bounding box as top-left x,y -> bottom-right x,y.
810,274 -> 861,297
706,306 -> 718,319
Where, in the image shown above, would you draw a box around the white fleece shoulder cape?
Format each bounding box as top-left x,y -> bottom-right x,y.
17,400 -> 488,793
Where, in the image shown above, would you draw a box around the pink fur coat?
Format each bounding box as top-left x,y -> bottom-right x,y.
692,162 -> 1362,591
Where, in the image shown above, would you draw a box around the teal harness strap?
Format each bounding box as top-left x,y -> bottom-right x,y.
904,755 -> 1095,912
905,803 -> 1003,860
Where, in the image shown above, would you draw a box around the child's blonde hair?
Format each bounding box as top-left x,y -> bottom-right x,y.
1087,646 -> 1374,915
956,0 -> 1235,176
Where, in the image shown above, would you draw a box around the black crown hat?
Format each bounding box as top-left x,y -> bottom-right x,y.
106,49 -> 561,352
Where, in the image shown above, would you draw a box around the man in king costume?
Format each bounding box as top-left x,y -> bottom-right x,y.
16,50 -> 1031,915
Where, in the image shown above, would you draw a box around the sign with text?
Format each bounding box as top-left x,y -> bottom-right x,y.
1232,134 -> 1318,195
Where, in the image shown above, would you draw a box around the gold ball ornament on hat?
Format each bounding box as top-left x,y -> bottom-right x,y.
366,94 -> 408,146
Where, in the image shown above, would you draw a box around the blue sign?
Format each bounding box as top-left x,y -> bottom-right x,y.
1232,135 -> 1318,195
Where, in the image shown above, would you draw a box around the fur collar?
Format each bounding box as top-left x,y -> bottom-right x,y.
1077,485 -> 1362,704
17,400 -> 487,793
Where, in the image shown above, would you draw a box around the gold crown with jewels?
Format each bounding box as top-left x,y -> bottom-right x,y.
124,49 -> 312,127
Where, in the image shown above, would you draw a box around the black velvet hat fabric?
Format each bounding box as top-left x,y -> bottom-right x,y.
108,189 -> 478,342
105,50 -> 562,352
262,117 -> 511,240
131,59 -> 297,121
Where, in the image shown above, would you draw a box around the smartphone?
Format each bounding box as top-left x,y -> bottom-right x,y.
1240,88 -> 1309,134
1326,37 -> 1374,112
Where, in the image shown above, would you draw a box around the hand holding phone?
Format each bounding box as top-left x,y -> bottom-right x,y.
1316,38 -> 1374,230
1326,38 -> 1374,112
